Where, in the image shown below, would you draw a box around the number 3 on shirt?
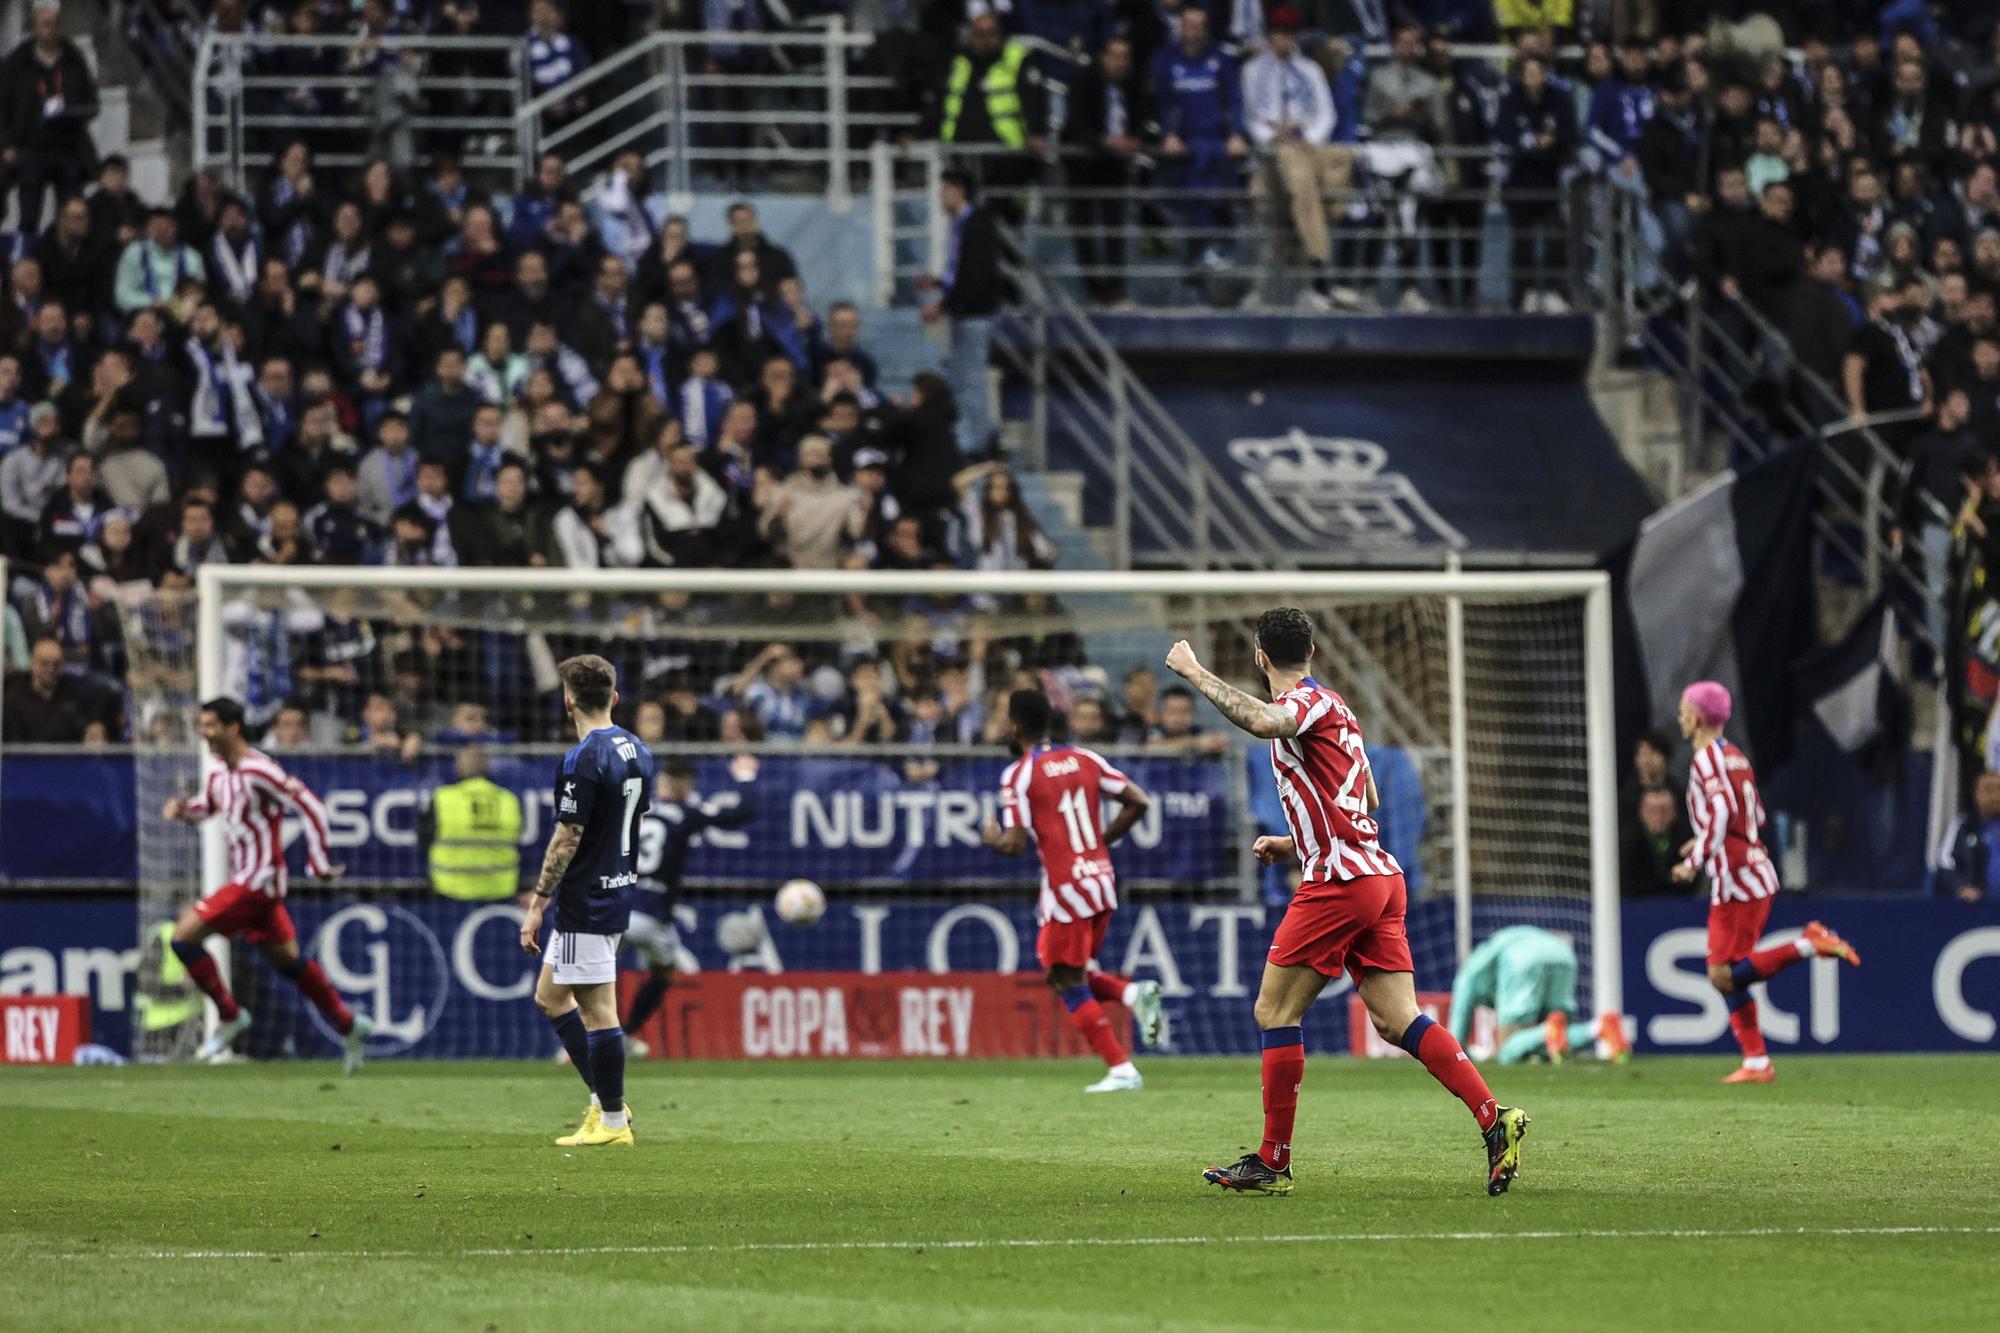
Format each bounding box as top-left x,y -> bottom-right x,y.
621,777 -> 644,856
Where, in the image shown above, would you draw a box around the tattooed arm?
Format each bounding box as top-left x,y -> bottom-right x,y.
1164,640 -> 1298,740
518,822 -> 583,956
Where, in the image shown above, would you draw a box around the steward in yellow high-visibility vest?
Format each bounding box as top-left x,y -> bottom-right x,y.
937,11 -> 1046,152
422,748 -> 524,900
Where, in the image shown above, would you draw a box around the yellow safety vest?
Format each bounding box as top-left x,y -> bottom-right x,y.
429,777 -> 525,900
135,920 -> 197,1032
941,42 -> 1029,148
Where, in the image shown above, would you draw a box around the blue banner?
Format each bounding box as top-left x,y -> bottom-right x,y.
0,752 -> 1233,888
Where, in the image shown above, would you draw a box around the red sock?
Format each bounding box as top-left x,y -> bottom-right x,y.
1405,1016 -> 1498,1131
1061,988 -> 1128,1068
1260,1031 -> 1305,1170
292,960 -> 355,1035
1746,943 -> 1806,981
1086,971 -> 1130,1005
181,951 -> 241,1023
1728,1001 -> 1767,1060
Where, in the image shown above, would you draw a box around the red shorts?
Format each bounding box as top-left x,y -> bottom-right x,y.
193,882 -> 297,945
1037,913 -> 1111,971
1267,874 -> 1414,984
1706,896 -> 1774,966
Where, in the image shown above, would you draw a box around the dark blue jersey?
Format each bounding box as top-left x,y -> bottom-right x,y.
551,725 -> 656,934
636,776 -> 757,904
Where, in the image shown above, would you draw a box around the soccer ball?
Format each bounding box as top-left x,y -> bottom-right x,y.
774,879 -> 826,927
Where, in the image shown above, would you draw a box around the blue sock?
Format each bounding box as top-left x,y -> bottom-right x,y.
1260,1025 -> 1303,1050
1729,959 -> 1761,991
169,938 -> 205,969
1398,1013 -> 1437,1057
548,1009 -> 595,1092
1059,984 -> 1091,1013
587,1026 -> 626,1114
1724,985 -> 1756,1013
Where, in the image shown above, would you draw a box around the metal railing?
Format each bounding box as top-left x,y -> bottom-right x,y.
109,0 -> 196,125
194,31 -> 530,190
516,21 -> 916,211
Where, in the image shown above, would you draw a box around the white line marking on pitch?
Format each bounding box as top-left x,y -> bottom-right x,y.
25,1225 -> 2000,1263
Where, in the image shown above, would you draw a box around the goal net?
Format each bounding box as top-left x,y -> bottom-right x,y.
123,568 -> 1617,1063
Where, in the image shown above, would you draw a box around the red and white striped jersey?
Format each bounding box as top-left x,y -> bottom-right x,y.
1684,738 -> 1779,905
999,743 -> 1130,924
1270,678 -> 1402,883
183,747 -> 333,897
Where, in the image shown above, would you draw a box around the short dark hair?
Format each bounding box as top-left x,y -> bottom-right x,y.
663,758 -> 697,783
1008,688 -> 1053,740
1639,728 -> 1676,758
1160,684 -> 1196,704
559,654 -> 617,713
940,167 -> 977,199
201,696 -> 247,730
1255,606 -> 1315,668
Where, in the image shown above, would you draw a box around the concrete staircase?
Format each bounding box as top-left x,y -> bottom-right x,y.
1589,362 -> 1707,503
57,5 -> 178,208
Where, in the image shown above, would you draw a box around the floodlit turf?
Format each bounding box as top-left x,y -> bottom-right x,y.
3,1054 -> 1996,1332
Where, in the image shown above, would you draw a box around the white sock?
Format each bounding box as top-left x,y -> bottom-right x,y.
1107,1061 -> 1138,1079
600,1108 -> 628,1130
1121,982 -> 1141,1007
1743,1055 -> 1772,1070
1794,937 -> 1815,958
590,1092 -> 601,1110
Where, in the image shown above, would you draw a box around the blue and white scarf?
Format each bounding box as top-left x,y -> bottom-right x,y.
343,303 -> 388,371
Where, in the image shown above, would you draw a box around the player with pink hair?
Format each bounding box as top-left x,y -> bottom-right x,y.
1673,681 -> 1860,1083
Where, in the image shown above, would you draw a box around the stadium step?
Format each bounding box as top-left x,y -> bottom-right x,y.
1588,364 -> 1705,502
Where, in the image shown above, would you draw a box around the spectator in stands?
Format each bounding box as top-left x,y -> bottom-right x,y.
1244,9 -> 1348,310
1363,22 -> 1447,310
1786,243 -> 1863,387
1844,278 -> 1932,429
1,2 -> 99,235
638,439 -> 733,569
760,435 -> 854,570
87,153 -> 143,250
551,461 -> 639,568
114,210 -> 205,315
0,356 -> 27,455
921,169 -> 1003,458
93,403 -> 169,510
38,449 -> 107,551
716,202 -> 798,290
1498,54 -> 1579,311
1153,7 -> 1247,274
1067,695 -> 1110,745
1116,664 -> 1158,743
1621,785 -> 1691,897
526,0 -> 589,125
729,642 -> 813,740
34,196 -> 106,320
1935,770 -> 2000,902
0,634 -> 88,742
811,301 -> 878,390
1063,34 -> 1153,307
1149,683 -> 1230,754
960,466 -> 1054,572
304,460 -> 383,567
574,253 -> 634,373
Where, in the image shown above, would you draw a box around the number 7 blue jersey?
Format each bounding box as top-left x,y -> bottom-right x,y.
551,725 -> 656,934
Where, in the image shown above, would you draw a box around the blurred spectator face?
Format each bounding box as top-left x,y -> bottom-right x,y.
182,502 -> 215,546
1719,83 -> 1752,120
851,659 -> 882,698
129,309 -> 162,349
887,516 -> 925,560
29,639 -> 63,693
728,204 -> 759,244
418,461 -> 449,499
333,202 -> 364,243
661,216 -> 690,254
473,405 -> 503,445
607,355 -> 644,394
1634,736 -> 1669,784
1850,170 -> 1882,206
827,304 -> 861,349
31,3 -> 59,44
1974,339 -> 2000,381
968,11 -> 1004,56
1615,41 -> 1647,81
269,501 -> 302,546
1938,389 -> 1970,430
531,0 -> 561,34
190,303 -> 221,342
242,467 -> 277,510
1584,43 -> 1611,83
596,257 -> 627,301
1893,60 -> 1924,104
1520,57 -> 1548,97
669,262 -> 701,303
271,706 -> 309,747
496,464 -> 527,510
734,252 -> 762,292
301,403 -> 336,445
1639,788 -> 1676,836
1934,236 -> 1964,276
798,437 -> 832,476
34,302 -> 65,343
517,251 -> 548,290
1759,184 -> 1793,224
259,258 -> 291,300
452,703 -> 489,735
1158,691 -> 1197,737
443,275 -> 474,312
573,466 -> 604,509
535,153 -> 565,192
481,322 -> 512,363
1941,273 -> 1969,320
1424,34 -> 1452,74
1124,666 -> 1156,715
824,397 -> 861,435
690,347 -> 720,381
1812,246 -> 1846,283
638,304 -> 669,343
1753,119 -> 1782,155
57,198 -> 90,242
667,444 -> 700,490
1977,772 -> 2000,821
1978,233 -> 2000,276
325,467 -> 358,505
1101,37 -> 1131,82
362,693 -> 398,736
259,357 -> 292,400
1070,697 -> 1107,741
635,701 -> 667,744
772,652 -> 805,687
350,276 -> 381,310
1717,169 -> 1750,210
721,401 -> 758,445
527,324 -> 559,358
762,358 -> 794,398
145,212 -> 177,250
1180,8 -> 1209,53
462,208 -> 497,250
65,453 -> 94,499
378,415 -> 410,453
0,357 -> 16,400
1968,166 -> 1999,210
46,549 -> 78,594
437,348 -> 468,388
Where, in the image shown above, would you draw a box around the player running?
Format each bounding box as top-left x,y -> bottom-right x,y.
981,689 -> 1165,1092
162,696 -> 374,1072
1168,610 -> 1528,1197
620,753 -> 760,1057
1674,681 -> 1860,1084
1448,925 -> 1630,1065
521,655 -> 656,1147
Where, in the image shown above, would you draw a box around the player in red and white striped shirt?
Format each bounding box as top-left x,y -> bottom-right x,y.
162,696 -> 373,1071
1674,681 -> 1859,1084
1167,609 -> 1528,1197
981,689 -> 1161,1092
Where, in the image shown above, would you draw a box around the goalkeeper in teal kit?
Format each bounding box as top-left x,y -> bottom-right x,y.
1448,926 -> 1630,1065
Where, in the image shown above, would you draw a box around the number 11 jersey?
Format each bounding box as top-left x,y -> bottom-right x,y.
1000,742 -> 1132,925
551,725 -> 656,934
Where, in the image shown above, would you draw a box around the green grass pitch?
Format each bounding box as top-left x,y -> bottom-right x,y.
4,1054 -> 1996,1331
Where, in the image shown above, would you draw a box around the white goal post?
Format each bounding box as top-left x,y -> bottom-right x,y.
182,565 -> 1622,1022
